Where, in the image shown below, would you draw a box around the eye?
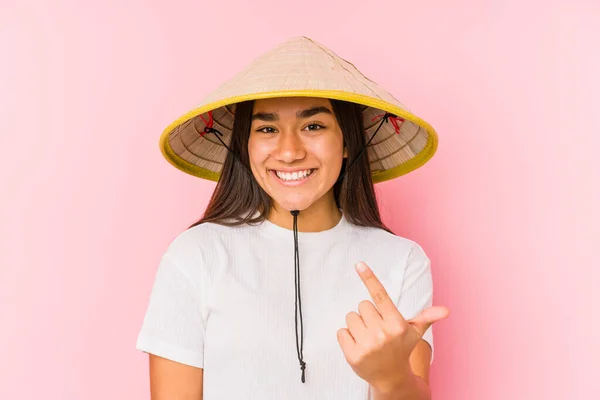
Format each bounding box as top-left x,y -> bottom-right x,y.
304,123 -> 325,131
256,126 -> 277,134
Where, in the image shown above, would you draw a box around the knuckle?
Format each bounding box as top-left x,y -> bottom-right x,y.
386,323 -> 404,336
366,339 -> 384,353
366,330 -> 387,348
385,320 -> 405,336
374,330 -> 387,343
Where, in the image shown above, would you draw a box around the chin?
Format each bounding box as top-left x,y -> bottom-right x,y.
273,196 -> 315,213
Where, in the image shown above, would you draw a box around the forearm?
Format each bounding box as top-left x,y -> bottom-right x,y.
370,371 -> 431,400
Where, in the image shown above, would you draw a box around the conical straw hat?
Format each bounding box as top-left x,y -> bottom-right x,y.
160,36 -> 438,183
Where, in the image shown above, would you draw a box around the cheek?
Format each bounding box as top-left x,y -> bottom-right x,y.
312,137 -> 345,168
247,136 -> 270,177
248,136 -> 266,162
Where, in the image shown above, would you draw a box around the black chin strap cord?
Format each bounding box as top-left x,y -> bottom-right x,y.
203,120 -> 308,382
290,209 -> 306,383
334,112 -> 393,185
203,126 -> 255,178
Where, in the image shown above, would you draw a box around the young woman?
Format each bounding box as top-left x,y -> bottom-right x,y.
136,37 -> 449,400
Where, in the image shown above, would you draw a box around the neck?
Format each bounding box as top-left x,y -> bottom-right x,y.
267,193 -> 342,233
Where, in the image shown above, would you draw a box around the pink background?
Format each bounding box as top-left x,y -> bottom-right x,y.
1,0 -> 599,399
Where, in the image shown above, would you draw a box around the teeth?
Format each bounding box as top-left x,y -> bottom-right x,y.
275,169 -> 313,181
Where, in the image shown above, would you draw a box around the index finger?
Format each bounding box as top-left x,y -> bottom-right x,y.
355,262 -> 403,320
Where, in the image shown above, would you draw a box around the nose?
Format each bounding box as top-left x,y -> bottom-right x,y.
273,130 -> 306,163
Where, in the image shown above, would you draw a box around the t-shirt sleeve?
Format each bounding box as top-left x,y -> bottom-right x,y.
136,252 -> 206,368
396,243 -> 435,364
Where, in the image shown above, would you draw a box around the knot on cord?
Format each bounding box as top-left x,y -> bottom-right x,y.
372,112 -> 405,134
199,111 -> 223,137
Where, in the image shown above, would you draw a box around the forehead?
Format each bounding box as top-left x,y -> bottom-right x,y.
252,97 -> 333,114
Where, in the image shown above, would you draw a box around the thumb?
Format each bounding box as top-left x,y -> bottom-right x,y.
408,306 -> 450,337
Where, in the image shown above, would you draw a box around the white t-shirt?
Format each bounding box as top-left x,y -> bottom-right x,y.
136,213 -> 435,400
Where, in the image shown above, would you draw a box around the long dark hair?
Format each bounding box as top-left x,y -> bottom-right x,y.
189,98 -> 391,233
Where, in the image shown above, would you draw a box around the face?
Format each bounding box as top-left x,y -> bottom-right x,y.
247,97 -> 348,212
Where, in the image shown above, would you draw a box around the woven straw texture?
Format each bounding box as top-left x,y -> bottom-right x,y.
162,36 -> 438,183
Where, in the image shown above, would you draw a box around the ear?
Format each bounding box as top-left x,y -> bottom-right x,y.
343,146 -> 348,158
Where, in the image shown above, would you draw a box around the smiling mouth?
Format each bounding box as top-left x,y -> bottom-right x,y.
269,169 -> 316,184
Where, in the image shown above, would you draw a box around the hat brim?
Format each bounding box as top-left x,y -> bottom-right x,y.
160,89 -> 437,184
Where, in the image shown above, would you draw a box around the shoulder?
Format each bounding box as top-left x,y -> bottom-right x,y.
161,221 -> 259,273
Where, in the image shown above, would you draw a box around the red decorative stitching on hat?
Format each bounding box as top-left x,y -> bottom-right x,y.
198,111 -> 214,137
372,113 -> 405,134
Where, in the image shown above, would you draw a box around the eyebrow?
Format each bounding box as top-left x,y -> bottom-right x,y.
251,106 -> 333,122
